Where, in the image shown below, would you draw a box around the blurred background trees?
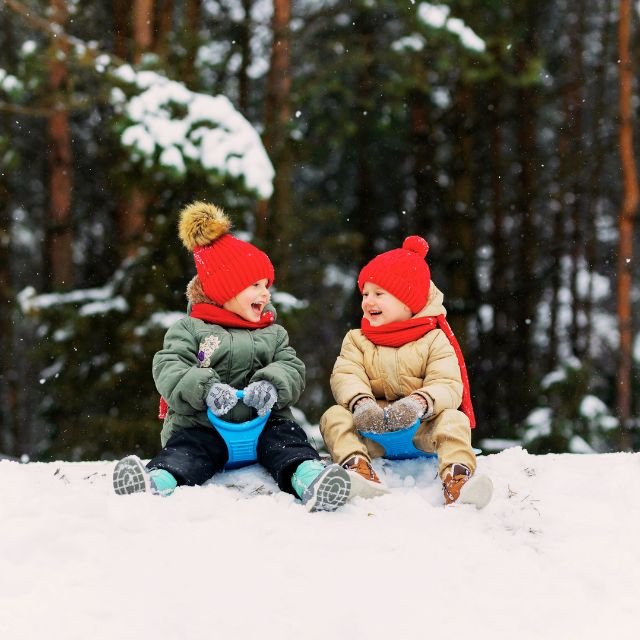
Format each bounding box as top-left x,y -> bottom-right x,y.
0,0 -> 638,461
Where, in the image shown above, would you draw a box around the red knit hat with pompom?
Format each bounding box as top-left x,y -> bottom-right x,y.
357,236 -> 431,314
178,201 -> 274,305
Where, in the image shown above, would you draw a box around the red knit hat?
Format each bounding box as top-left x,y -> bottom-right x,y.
357,236 -> 430,314
178,202 -> 274,305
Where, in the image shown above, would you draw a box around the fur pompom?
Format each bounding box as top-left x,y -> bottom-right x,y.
178,202 -> 231,250
402,235 -> 429,258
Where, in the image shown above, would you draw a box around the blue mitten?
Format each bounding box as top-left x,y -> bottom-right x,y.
206,383 -> 239,416
243,381 -> 277,416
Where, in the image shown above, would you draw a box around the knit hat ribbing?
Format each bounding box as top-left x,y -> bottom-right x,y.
357,236 -> 431,314
178,202 -> 274,305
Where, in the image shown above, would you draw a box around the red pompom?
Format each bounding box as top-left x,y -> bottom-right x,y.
402,236 -> 429,258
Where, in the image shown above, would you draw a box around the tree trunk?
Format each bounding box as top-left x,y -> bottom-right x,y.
154,0 -> 174,61
447,85 -> 476,347
113,0 -> 130,60
486,41 -> 507,341
183,0 -> 201,86
487,77 -> 510,425
133,0 -> 154,64
352,9 -> 376,268
45,0 -> 74,290
516,110 -> 536,366
554,13 -> 585,367
260,0 -> 292,284
238,0 -> 253,113
409,75 -> 435,235
584,0 -> 614,358
0,119 -> 17,455
616,0 -> 638,449
116,188 -> 151,257
567,4 -> 586,359
513,42 -> 538,398
117,0 -> 156,255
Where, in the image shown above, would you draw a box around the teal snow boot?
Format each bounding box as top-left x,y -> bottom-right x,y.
291,459 -> 351,512
113,455 -> 177,496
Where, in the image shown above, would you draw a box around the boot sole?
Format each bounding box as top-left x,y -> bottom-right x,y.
458,474 -> 493,509
113,455 -> 152,495
346,470 -> 390,499
302,464 -> 351,512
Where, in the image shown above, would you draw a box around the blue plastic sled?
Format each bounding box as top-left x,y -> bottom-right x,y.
360,418 -> 482,461
207,390 -> 269,469
359,419 -> 437,461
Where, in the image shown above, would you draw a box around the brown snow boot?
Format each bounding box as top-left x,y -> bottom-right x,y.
443,463 -> 493,509
343,455 -> 389,499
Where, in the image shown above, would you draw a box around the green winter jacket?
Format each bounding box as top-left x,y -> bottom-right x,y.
152,302 -> 305,446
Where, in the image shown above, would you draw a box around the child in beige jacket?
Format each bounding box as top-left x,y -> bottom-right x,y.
320,236 -> 492,508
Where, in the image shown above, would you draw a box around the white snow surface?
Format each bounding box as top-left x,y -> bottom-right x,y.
1,447 -> 638,639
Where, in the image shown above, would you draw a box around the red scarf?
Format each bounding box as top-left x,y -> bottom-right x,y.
190,303 -> 275,329
157,304 -> 275,419
361,315 -> 476,428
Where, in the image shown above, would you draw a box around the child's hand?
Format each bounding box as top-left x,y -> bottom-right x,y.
243,381 -> 277,416
206,383 -> 239,416
352,398 -> 385,432
384,396 -> 428,431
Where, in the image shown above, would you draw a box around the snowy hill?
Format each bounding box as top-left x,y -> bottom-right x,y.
1,448 -> 638,640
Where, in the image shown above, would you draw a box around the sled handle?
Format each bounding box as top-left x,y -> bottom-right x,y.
207,387 -> 269,469
207,388 -> 270,433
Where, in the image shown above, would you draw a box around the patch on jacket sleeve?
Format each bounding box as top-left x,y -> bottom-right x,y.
197,335 -> 221,367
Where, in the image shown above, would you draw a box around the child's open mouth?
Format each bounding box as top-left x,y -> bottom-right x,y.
251,303 -> 264,314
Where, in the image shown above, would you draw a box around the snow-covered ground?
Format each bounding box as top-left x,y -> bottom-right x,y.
1,447 -> 638,640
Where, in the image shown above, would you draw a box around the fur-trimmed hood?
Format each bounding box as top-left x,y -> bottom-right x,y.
186,275 -> 214,306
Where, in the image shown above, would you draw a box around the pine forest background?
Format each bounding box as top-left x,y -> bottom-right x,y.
1,0 -> 639,462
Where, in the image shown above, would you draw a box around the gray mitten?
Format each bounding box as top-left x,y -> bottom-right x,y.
352,399 -> 386,433
243,381 -> 277,416
383,396 -> 427,431
206,383 -> 239,416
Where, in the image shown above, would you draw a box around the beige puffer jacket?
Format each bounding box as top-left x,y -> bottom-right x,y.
330,282 -> 462,416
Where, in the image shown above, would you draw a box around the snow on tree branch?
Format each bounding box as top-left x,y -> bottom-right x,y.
418,3 -> 486,52
111,66 -> 275,200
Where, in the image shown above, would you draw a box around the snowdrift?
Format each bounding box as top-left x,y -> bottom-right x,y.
1,447 -> 638,640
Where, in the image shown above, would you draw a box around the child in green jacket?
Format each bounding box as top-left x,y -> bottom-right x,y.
113,202 -> 350,512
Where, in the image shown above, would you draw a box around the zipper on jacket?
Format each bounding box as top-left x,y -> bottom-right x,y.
226,331 -> 234,383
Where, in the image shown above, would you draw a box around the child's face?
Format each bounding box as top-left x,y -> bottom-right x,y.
361,281 -> 412,326
223,278 -> 271,322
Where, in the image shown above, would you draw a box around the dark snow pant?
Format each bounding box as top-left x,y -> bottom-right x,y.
147,416 -> 321,495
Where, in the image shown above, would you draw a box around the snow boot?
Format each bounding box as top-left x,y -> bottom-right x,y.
113,455 -> 177,496
443,463 -> 493,509
291,459 -> 351,512
343,455 -> 390,499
